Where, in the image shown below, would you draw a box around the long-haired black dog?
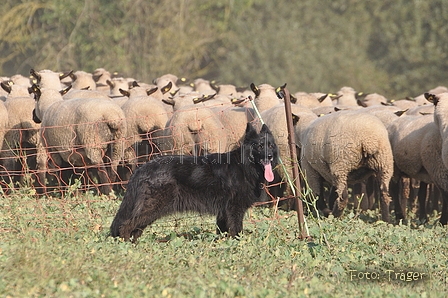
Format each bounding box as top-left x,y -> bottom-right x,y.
110,123 -> 278,242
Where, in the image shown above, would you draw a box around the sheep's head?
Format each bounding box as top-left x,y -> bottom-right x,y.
425,93 -> 438,105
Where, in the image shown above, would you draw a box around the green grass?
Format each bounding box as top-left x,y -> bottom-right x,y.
0,190 -> 447,297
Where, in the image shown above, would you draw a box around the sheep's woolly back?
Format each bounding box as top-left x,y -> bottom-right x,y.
164,106 -> 227,155
121,95 -> 170,155
211,105 -> 255,150
388,114 -> 434,180
301,110 -> 393,191
38,97 -> 126,171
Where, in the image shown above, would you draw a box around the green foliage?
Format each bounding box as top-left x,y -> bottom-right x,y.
1,0 -> 448,98
0,192 -> 447,297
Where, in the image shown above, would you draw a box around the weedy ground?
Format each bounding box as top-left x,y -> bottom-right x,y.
0,188 -> 447,297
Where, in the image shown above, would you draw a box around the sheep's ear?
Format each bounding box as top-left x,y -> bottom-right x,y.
231,98 -> 246,105
152,78 -> 158,84
290,93 -> 297,103
202,93 -> 216,102
170,88 -> 180,96
394,110 -> 407,117
162,98 -> 175,106
329,94 -> 342,100
180,77 -> 188,84
106,79 -> 114,88
161,81 -> 173,94
146,87 -> 158,96
92,73 -> 103,82
292,113 -> 300,126
131,81 -> 140,88
425,93 -> 438,105
250,83 -> 260,97
60,70 -> 73,80
318,94 -> 328,103
60,85 -> 72,95
193,96 -> 202,104
357,99 -> 367,107
30,69 -> 41,82
211,83 -> 220,93
29,84 -> 41,100
1,81 -> 11,93
119,88 -> 130,97
81,86 -> 90,90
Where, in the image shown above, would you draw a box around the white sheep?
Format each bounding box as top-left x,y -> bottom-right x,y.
260,103 -> 318,203
32,85 -> 126,195
250,83 -> 282,113
298,110 -> 394,221
293,92 -> 332,108
1,86 -> 46,192
68,70 -> 97,90
162,105 -> 227,155
30,69 -> 72,90
120,93 -> 170,167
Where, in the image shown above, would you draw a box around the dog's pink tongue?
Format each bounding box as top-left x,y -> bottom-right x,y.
264,162 -> 274,182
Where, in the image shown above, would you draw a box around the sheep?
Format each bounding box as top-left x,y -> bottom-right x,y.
31,85 -> 126,195
390,98 -> 418,110
92,68 -> 112,93
260,103 -> 318,204
120,93 -> 170,170
357,93 -> 388,107
250,83 -> 282,113
293,92 -> 332,109
413,86 -> 448,106
333,86 -> 363,106
30,69 -> 72,90
69,70 -> 97,90
191,78 -> 216,96
162,105 -> 228,156
153,74 -> 180,97
387,110 -> 448,224
1,81 -> 30,98
0,86 -> 46,193
210,104 -> 256,151
297,110 -> 394,222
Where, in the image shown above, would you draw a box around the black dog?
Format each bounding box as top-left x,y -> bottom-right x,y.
110,123 -> 278,241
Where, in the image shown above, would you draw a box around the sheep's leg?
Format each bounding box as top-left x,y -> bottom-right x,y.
97,162 -> 112,195
332,187 -> 349,218
35,145 -> 47,195
389,176 -> 404,223
417,181 -> 428,222
439,189 -> 448,225
378,180 -> 392,223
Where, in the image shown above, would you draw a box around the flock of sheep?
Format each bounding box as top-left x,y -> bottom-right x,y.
0,68 -> 447,225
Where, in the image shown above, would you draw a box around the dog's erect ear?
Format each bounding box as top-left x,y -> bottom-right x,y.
260,124 -> 272,135
245,123 -> 258,139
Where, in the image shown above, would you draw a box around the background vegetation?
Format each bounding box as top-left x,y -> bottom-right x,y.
1,0 -> 448,99
1,189 -> 447,297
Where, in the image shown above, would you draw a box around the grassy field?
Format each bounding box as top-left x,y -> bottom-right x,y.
1,188 -> 447,297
